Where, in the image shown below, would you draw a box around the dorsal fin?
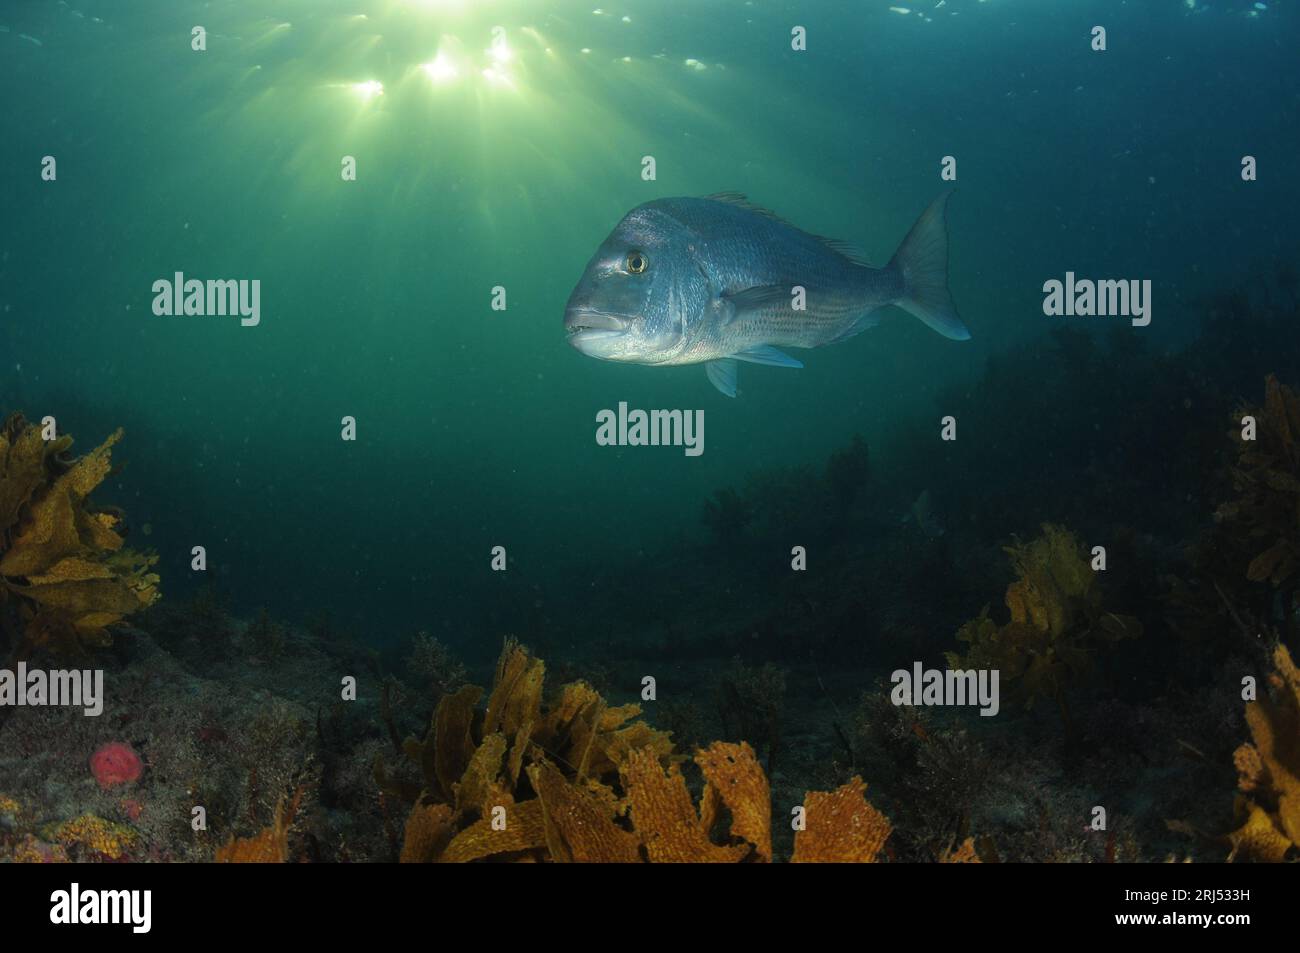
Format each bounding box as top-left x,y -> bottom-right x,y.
703,192 -> 873,266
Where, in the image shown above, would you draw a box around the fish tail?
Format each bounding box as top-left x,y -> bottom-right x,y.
887,193 -> 970,341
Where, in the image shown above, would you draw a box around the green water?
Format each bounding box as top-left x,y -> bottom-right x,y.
2,0 -> 1297,662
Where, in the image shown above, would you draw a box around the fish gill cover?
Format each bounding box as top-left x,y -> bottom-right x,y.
0,0 -> 1297,914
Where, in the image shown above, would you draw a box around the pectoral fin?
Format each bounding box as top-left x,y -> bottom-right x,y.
706,359 -> 738,397
732,345 -> 803,368
706,348 -> 800,396
721,284 -> 791,319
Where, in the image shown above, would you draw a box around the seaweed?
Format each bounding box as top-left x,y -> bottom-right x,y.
852,691 -> 994,861
1215,375 -> 1300,640
378,638 -> 892,862
247,606 -> 289,661
715,656 -> 786,775
214,785 -> 305,863
0,413 -> 159,671
946,524 -> 1141,729
1227,645 -> 1300,862
790,776 -> 892,863
404,630 -> 467,704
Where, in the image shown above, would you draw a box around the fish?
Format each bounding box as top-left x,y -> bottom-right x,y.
907,489 -> 945,539
564,192 -> 969,396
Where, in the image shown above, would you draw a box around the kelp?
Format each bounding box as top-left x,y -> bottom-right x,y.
938,837 -> 982,864
377,637 -> 677,862
398,800 -> 454,863
791,778 -> 892,863
380,638 -> 892,863
0,413 -> 159,664
214,787 -> 304,863
1217,375 -> 1300,623
946,524 -> 1141,727
1162,375 -> 1300,649
530,760 -> 640,863
623,745 -> 749,862
1227,645 -> 1300,862
696,739 -> 773,861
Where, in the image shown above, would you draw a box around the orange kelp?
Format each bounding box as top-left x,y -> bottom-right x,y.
1228,645 -> 1300,862
379,638 -> 891,862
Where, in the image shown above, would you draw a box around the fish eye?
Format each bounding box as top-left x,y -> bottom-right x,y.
625,250 -> 648,274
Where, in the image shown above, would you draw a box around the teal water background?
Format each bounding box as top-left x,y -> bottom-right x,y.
2,0 -> 1297,662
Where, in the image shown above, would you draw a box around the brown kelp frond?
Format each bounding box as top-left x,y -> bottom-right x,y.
790,777 -> 892,863
378,638 -> 891,863
214,785 -> 305,863
0,413 -> 159,662
946,524 -> 1141,724
1218,375 -> 1300,594
1226,645 -> 1300,862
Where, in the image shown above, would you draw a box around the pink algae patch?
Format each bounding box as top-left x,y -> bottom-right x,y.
90,742 -> 143,790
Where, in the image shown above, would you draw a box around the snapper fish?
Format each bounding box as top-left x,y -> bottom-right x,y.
564,192 -> 969,396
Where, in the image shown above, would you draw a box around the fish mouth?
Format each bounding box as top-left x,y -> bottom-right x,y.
565,310 -> 629,348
